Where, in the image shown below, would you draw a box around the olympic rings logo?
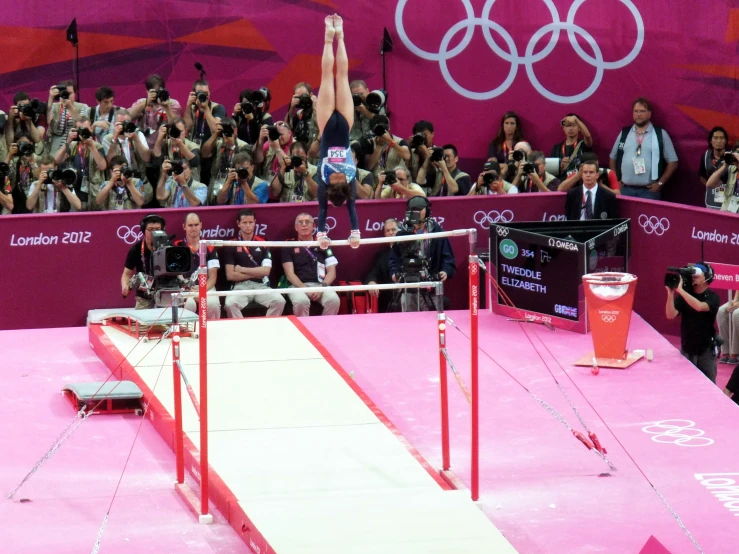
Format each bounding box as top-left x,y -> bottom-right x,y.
496,226 -> 510,237
312,216 -> 336,234
641,419 -> 714,447
470,263 -> 478,274
638,214 -> 670,236
474,210 -> 514,229
117,225 -> 142,245
601,314 -> 617,323
395,0 -> 644,104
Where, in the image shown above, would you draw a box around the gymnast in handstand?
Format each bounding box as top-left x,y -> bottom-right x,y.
315,14 -> 360,249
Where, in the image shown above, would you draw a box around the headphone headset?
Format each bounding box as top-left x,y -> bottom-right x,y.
695,262 -> 714,283
140,214 -> 166,232
406,196 -> 432,217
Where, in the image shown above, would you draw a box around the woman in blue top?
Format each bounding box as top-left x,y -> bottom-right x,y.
316,14 -> 360,249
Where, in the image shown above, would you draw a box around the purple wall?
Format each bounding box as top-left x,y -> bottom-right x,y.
1,1 -> 736,205
3,196 -> 738,335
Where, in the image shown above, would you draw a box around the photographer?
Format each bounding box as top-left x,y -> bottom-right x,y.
183,80 -> 226,146
699,127 -> 730,209
705,142 -> 739,213
468,160 -> 518,195
152,119 -> 201,181
488,111 -> 525,164
156,158 -> 207,208
128,74 -> 182,149
5,92 -> 45,154
173,212 -> 222,320
287,82 -> 320,161
234,88 -> 274,146
365,218 -> 399,313
121,214 -> 165,309
46,80 -> 89,156
54,116 -> 107,210
102,110 -> 151,178
349,80 -> 381,141
222,209 -> 285,318
25,156 -> 82,213
254,121 -> 292,186
550,113 -> 593,179
7,136 -> 40,213
515,150 -> 560,193
1,163 -> 14,214
422,144 -> 471,197
365,115 -> 410,182
201,118 -> 250,204
270,141 -> 319,203
374,166 -> 425,199
95,156 -> 149,211
389,197 -> 456,311
216,152 -> 268,205
89,86 -> 117,143
717,290 -> 739,365
665,263 -> 721,382
282,213 -> 340,317
408,120 -> 441,187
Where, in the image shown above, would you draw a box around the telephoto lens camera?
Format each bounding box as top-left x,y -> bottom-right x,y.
156,89 -> 170,102
289,156 -> 303,170
266,125 -> 281,142
196,91 -> 209,104
723,152 -> 737,165
167,124 -> 181,139
170,160 -> 184,176
19,104 -> 35,118
298,94 -> 313,111
48,168 -> 77,187
235,167 -> 250,180
121,166 -> 136,179
55,86 -> 71,100
482,171 -> 499,186
18,143 -> 35,157
373,124 -> 387,138
352,93 -> 363,107
430,147 -> 444,162
383,170 -> 397,186
241,100 -> 254,115
523,162 -> 536,174
411,134 -> 425,149
77,128 -> 92,140
512,150 -> 526,162
120,121 -> 137,134
221,123 -> 234,138
365,90 -> 386,113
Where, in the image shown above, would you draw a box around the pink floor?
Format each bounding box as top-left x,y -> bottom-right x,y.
303,310 -> 739,554
0,328 -> 247,554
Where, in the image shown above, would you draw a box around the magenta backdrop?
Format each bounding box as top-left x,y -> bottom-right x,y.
3,196 -> 739,334
1,1 -> 737,205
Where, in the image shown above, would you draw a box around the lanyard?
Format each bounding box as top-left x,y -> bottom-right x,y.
303,246 -> 318,261
76,143 -> 88,176
140,240 -> 149,272
237,233 -> 260,266
635,130 -> 647,157
562,140 -> 578,157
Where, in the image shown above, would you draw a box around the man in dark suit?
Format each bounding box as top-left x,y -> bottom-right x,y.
565,160 -> 619,220
365,218 -> 398,312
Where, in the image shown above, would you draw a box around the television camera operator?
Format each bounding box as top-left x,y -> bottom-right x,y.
389,197 -> 455,312
665,262 -> 721,383
121,214 -> 198,312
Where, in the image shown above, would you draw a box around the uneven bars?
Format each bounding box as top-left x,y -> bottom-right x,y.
201,228 -> 475,249
183,281 -> 442,298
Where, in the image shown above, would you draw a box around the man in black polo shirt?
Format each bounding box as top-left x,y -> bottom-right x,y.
122,213 -> 165,309
222,209 -> 285,318
666,263 -> 721,382
173,212 -> 221,319
282,212 -> 339,317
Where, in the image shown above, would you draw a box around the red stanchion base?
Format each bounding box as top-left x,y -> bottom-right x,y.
573,351 -> 644,369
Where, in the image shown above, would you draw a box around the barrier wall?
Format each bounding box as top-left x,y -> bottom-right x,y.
1,2 -> 736,206
2,197 -> 737,332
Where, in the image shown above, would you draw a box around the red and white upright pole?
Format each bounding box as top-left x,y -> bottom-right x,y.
171,309 -> 184,485
469,232 -> 480,502
436,284 -> 450,472
197,242 -> 212,523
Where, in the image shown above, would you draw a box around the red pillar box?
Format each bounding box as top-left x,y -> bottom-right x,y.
576,273 -> 643,369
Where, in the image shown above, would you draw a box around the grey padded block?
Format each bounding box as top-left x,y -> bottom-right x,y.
63,381 -> 143,400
